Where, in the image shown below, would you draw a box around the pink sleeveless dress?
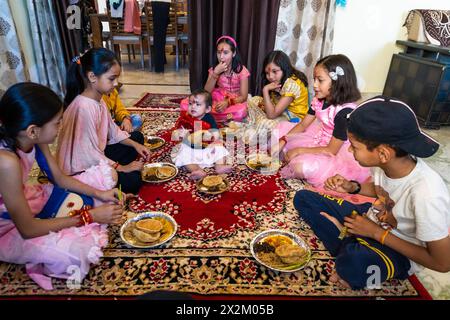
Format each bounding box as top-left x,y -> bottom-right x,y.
0,143 -> 108,290
180,66 -> 250,123
274,98 -> 371,187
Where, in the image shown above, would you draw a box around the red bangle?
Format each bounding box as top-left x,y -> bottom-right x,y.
113,162 -> 119,170
279,135 -> 288,144
69,205 -> 93,227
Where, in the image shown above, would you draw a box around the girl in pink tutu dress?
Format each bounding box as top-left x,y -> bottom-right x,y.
57,48 -> 150,195
0,83 -> 124,290
273,54 -> 371,187
180,35 -> 250,123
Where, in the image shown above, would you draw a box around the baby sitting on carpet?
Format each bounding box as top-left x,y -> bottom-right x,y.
171,89 -> 232,180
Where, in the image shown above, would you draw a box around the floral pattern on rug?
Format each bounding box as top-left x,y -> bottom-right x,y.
132,93 -> 188,111
0,94 -> 428,298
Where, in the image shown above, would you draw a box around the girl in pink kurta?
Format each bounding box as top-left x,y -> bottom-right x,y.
0,83 -> 124,290
273,54 -> 370,187
57,48 -> 150,194
180,36 -> 250,123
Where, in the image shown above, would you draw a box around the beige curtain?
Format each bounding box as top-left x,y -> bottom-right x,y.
8,0 -> 39,84
0,1 -> 66,98
274,0 -> 336,93
26,0 -> 66,98
0,1 -> 26,97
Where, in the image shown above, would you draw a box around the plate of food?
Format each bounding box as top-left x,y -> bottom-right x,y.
142,163 -> 178,183
187,130 -> 214,149
120,211 -> 177,248
196,175 -> 230,195
246,153 -> 281,175
250,229 -> 311,272
220,121 -> 244,138
145,136 -> 165,150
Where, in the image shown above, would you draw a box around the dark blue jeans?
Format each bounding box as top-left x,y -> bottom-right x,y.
294,189 -> 411,290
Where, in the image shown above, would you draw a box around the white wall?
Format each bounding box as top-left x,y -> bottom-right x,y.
332,0 -> 449,94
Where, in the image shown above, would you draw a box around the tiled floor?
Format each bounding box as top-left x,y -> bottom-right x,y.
118,55 -> 190,107
119,56 -> 450,299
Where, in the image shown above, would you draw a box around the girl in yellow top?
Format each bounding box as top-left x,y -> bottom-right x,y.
102,88 -> 142,133
248,50 -> 309,131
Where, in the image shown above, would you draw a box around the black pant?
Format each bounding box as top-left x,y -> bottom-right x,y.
105,131 -> 145,194
152,1 -> 170,72
294,190 -> 411,290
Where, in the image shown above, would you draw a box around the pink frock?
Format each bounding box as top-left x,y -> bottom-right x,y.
57,95 -> 129,191
274,97 -> 371,187
0,144 -> 108,290
180,66 -> 250,122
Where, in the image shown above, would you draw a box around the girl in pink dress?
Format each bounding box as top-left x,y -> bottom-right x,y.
0,83 -> 124,290
273,54 -> 370,187
57,48 -> 150,194
180,36 -> 250,123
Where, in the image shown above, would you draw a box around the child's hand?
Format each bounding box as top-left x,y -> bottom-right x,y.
214,62 -> 228,75
264,82 -> 281,93
96,188 -> 122,204
172,129 -> 187,141
215,100 -> 229,113
120,118 -> 133,133
179,128 -> 190,139
343,214 -> 383,239
324,174 -> 354,193
90,204 -> 123,225
119,160 -> 144,173
320,211 -> 344,232
134,143 -> 150,161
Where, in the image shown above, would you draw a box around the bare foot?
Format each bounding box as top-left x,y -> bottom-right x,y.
188,169 -> 207,181
329,272 -> 351,289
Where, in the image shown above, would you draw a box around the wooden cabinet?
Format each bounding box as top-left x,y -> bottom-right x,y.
383,40 -> 450,129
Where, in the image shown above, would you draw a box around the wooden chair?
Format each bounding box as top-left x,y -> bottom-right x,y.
143,1 -> 181,71
107,3 -> 145,69
173,0 -> 188,67
89,14 -> 111,49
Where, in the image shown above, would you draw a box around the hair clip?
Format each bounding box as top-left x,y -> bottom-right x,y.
329,66 -> 344,81
71,55 -> 81,65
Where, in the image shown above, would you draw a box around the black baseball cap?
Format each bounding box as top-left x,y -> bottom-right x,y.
347,95 -> 439,158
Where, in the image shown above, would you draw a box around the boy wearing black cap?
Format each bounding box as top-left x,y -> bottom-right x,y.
294,96 -> 450,290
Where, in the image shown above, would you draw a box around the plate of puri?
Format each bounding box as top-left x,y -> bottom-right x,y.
196,174 -> 230,195
245,153 -> 281,175
120,211 -> 177,248
142,162 -> 178,183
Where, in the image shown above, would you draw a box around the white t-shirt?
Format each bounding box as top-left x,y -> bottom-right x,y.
369,158 -> 450,274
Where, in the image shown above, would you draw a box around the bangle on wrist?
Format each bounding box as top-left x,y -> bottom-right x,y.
348,180 -> 361,194
379,229 -> 390,245
279,135 -> 288,145
69,205 -> 94,227
113,162 -> 119,170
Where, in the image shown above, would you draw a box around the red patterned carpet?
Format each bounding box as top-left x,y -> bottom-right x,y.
0,93 -> 431,299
